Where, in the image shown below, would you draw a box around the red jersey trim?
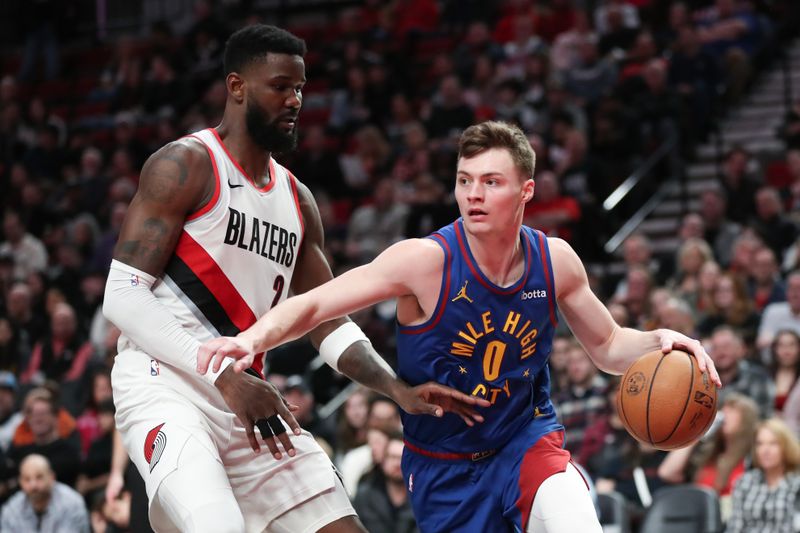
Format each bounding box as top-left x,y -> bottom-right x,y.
455,220 -> 531,295
210,128 -> 277,193
398,233 -> 451,335
535,230 -> 558,328
174,231 -> 258,332
185,134 -> 222,221
403,439 -> 496,461
285,169 -> 306,248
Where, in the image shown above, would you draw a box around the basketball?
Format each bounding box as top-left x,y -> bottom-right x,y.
617,350 -> 717,450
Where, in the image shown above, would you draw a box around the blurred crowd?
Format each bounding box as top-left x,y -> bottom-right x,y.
2,0 -> 800,531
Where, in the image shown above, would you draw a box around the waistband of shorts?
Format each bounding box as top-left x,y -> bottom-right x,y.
403,439 -> 497,462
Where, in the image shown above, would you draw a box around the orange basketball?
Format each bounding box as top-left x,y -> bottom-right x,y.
617,350 -> 717,450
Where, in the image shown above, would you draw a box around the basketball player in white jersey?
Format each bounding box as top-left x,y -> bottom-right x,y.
102,25 -> 488,533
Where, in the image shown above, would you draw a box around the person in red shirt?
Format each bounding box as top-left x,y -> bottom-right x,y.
523,170 -> 580,241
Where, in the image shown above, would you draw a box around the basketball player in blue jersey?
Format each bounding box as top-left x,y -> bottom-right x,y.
103,24 -> 486,533
198,121 -> 722,532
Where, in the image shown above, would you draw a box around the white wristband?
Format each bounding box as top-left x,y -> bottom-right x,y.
319,322 -> 370,372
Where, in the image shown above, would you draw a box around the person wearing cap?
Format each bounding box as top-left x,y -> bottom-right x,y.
0,371 -> 22,452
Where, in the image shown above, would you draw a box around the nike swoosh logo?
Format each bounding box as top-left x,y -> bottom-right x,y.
228,179 -> 244,189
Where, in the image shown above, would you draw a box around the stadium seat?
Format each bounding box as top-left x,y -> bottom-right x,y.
597,491 -> 631,533
639,485 -> 722,533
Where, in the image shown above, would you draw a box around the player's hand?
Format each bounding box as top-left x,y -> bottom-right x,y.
656,329 -> 722,387
395,382 -> 492,427
214,367 -> 302,458
104,470 -> 124,504
197,336 -> 256,375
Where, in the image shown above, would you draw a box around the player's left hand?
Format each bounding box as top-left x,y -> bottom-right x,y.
395,382 -> 492,427
197,336 -> 256,375
656,329 -> 722,388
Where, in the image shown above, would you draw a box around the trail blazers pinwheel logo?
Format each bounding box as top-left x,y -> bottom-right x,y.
144,423 -> 167,473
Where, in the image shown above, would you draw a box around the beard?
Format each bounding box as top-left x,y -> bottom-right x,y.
245,100 -> 298,154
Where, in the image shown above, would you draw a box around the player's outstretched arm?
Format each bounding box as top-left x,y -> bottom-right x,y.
198,180 -> 490,422
549,238 -> 721,386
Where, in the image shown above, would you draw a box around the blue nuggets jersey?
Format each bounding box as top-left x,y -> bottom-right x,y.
397,219 -> 562,453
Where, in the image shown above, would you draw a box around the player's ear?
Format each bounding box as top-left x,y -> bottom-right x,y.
521,178 -> 534,203
227,72 -> 245,104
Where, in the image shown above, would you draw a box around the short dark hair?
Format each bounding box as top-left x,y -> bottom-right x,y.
223,24 -> 306,75
458,121 -> 536,179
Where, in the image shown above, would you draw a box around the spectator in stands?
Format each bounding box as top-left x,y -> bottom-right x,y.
748,247 -> 786,313
614,265 -> 654,327
719,146 -> 760,224
598,4 -> 639,57
338,125 -> 392,195
727,418 -> 800,533
3,281 -> 45,370
658,393 -> 758,509
696,0 -> 762,104
697,272 -> 760,343
335,387 -> 369,460
21,303 -> 94,410
554,342 -> 608,458
426,75 -> 475,143
750,186 -> 799,260
391,121 -> 432,185
282,375 -> 335,449
0,454 -> 89,533
728,231 -> 765,278
710,326 -> 775,417
551,10 -> 594,74
758,271 -> 800,351
452,21 -> 504,83
668,237 -> 714,305
345,178 -> 408,265
0,210 -> 48,282
656,296 -> 698,337
699,186 -> 741,267
669,24 -> 720,140
75,399 -> 114,499
696,260 -> 722,317
353,431 -> 419,533
548,335 -> 572,395
523,170 -> 581,240
75,369 -> 113,458
594,0 -> 640,36
561,35 -> 618,106
770,331 -> 800,414
633,59 -> 685,150
292,124 -> 349,201
340,396 -> 402,496
7,388 -> 81,488
142,54 -> 188,116
329,66 -> 372,134
0,373 -> 22,452
585,379 -> 669,511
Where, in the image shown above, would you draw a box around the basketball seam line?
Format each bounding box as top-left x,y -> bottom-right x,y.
645,355 -> 667,445
654,352 -> 695,446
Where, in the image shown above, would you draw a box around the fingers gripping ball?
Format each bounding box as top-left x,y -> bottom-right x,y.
617,350 -> 717,450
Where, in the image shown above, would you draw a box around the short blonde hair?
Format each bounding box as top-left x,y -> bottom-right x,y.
754,418 -> 800,472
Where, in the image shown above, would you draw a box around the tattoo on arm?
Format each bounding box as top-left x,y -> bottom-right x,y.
116,218 -> 173,270
144,152 -> 190,203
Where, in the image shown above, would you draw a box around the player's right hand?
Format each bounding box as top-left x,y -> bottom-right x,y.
215,367 -> 302,459
197,336 -> 256,375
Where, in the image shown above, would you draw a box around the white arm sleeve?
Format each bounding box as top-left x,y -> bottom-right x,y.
103,259 -> 232,384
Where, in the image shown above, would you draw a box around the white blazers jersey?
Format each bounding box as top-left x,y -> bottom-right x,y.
117,127 -> 304,376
